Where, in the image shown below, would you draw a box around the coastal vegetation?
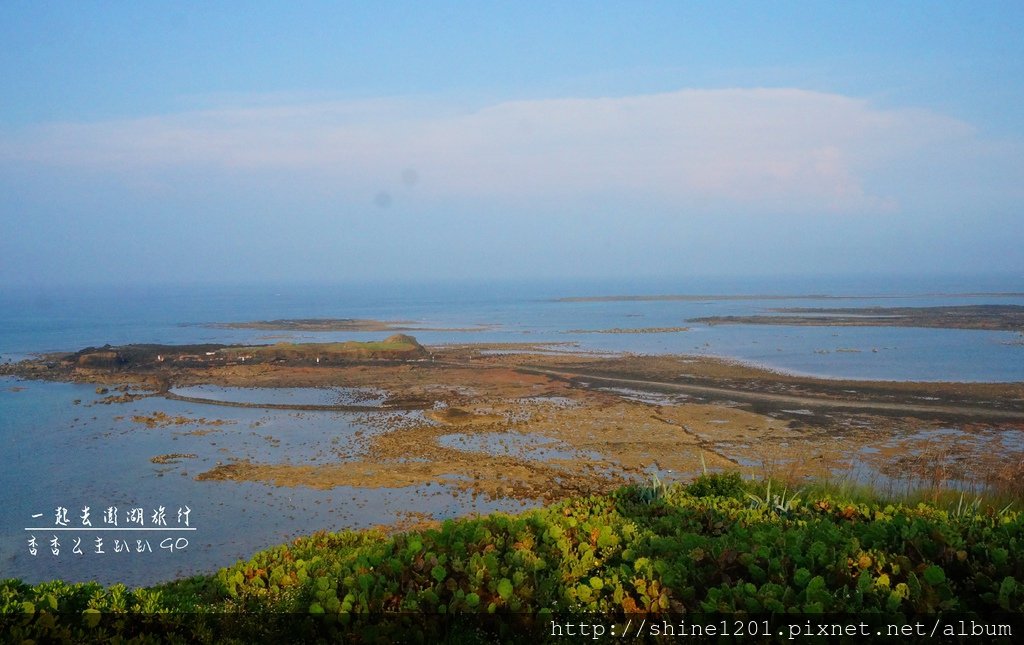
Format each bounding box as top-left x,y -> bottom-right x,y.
220,334 -> 428,362
3,474 -> 1024,641
3,340 -> 1023,641
0,335 -> 429,380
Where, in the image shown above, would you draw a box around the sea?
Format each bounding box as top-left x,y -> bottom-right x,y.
1,274 -> 1022,586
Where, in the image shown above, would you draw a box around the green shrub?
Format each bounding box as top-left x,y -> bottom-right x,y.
685,471 -> 746,498
4,478 -> 1024,640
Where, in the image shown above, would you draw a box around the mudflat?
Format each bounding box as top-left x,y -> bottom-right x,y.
5,339 -> 1024,505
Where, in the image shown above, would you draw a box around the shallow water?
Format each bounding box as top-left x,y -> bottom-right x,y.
2,276 -> 1022,585
2,277 -> 1022,382
0,377 -> 528,586
838,426 -> 1024,494
593,386 -> 690,406
169,385 -> 387,407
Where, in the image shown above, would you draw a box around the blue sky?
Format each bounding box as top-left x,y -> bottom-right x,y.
1,2 -> 1022,286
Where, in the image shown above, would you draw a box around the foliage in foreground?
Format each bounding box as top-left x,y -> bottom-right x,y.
3,473 -> 1024,639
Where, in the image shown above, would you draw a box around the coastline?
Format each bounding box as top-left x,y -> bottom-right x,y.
689,304 -> 1024,332
4,328 -> 1024,590
5,340 -> 1022,503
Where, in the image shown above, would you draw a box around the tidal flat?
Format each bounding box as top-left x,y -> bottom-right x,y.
3,335 -> 1024,585
690,303 -> 1024,331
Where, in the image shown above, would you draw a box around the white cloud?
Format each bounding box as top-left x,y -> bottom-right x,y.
0,88 -> 982,213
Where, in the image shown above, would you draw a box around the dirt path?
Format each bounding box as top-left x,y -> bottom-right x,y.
518,366 -> 1024,421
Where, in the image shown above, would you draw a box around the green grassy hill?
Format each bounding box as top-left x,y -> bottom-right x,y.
223,333 -> 428,361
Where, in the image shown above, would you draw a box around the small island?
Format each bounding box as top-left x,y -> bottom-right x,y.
690,304 -> 1024,332
564,326 -> 690,334
204,318 -> 493,332
15,333 -> 429,374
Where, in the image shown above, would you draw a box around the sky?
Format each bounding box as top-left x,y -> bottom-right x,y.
1,2 -> 1022,286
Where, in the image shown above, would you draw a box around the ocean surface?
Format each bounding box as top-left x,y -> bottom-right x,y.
2,275 -> 1022,586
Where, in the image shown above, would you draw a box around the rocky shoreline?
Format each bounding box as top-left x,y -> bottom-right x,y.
4,338 -> 1023,503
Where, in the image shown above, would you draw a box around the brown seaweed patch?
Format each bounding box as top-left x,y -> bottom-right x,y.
150,453 -> 198,464
96,392 -> 150,405
195,459 -> 459,489
131,412 -> 234,429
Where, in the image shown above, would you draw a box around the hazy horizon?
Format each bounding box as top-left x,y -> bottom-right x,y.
2,271 -> 1021,297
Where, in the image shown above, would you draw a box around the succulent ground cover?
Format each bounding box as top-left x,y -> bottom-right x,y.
3,473 -> 1023,641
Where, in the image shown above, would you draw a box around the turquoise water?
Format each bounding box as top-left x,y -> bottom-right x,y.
1,275 -> 1022,585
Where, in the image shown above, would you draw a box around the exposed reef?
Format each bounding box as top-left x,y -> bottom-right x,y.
690,304 -> 1024,331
